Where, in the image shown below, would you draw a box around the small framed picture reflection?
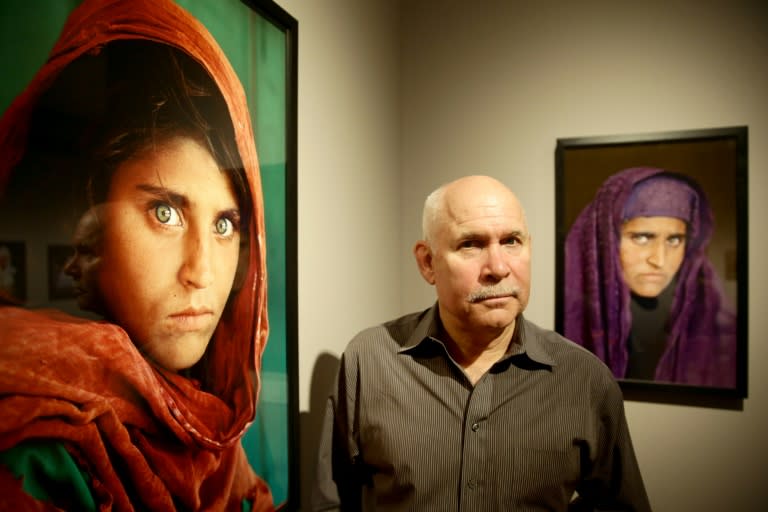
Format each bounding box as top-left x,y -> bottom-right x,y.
0,241 -> 26,304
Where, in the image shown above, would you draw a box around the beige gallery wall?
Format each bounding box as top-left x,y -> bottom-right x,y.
277,0 -> 767,510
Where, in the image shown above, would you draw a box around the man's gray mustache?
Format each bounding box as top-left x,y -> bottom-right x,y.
468,286 -> 519,303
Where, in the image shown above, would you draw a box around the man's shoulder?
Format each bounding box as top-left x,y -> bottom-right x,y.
345,308 -> 430,354
522,319 -> 624,408
522,317 -> 617,382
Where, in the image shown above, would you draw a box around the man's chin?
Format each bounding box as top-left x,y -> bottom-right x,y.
474,307 -> 518,328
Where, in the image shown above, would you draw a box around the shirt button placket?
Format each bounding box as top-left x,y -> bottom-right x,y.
459,380 -> 490,511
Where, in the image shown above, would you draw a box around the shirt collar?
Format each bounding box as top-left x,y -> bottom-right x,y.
400,302 -> 557,368
517,316 -> 556,367
400,303 -> 440,351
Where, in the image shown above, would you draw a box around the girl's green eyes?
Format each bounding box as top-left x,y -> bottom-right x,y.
155,203 -> 181,225
216,217 -> 234,236
153,202 -> 237,237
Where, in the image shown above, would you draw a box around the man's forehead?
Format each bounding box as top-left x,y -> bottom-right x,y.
443,209 -> 527,240
429,176 -> 529,238
446,193 -> 524,223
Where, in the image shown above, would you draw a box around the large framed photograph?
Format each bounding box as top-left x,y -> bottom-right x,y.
555,126 -> 748,401
0,0 -> 298,509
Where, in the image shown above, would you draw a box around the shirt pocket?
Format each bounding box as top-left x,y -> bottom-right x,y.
500,445 -> 581,508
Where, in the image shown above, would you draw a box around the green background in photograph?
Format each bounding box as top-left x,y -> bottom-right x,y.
0,0 -> 291,505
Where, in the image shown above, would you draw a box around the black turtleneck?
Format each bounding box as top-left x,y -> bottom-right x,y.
624,280 -> 676,380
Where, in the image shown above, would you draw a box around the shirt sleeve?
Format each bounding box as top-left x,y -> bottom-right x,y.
0,439 -> 97,511
311,353 -> 365,512
573,384 -> 652,512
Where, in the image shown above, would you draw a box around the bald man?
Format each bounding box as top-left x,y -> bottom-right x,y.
313,176 -> 651,511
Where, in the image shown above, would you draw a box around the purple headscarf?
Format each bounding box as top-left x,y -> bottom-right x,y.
623,174 -> 698,222
564,167 -> 737,387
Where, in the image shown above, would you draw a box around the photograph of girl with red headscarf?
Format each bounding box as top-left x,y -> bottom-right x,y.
0,0 -> 279,509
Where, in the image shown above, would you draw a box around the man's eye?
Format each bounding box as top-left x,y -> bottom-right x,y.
459,240 -> 479,249
154,203 -> 181,225
502,237 -> 519,246
216,217 -> 234,237
631,234 -> 650,245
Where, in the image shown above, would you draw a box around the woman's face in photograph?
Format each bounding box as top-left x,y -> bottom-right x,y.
98,135 -> 242,371
619,216 -> 686,298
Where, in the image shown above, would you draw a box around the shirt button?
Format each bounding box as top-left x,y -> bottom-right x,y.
468,479 -> 476,489
471,422 -> 480,432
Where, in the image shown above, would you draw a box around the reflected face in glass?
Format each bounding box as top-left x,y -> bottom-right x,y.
98,136 -> 241,371
619,216 -> 687,298
64,207 -> 104,313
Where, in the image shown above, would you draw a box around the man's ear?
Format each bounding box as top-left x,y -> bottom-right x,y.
413,240 -> 436,285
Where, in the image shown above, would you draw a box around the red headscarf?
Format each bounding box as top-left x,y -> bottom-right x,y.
0,0 -> 273,509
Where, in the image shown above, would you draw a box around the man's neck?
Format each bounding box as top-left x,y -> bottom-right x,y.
440,319 -> 517,385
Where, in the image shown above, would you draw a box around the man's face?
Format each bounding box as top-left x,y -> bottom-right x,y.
619,216 -> 687,297
97,136 -> 241,371
415,179 -> 531,339
64,209 -> 104,313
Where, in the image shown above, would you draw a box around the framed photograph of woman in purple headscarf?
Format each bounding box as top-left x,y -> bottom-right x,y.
555,126 -> 748,400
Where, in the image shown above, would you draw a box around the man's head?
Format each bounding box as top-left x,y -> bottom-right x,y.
619,174 -> 696,298
414,175 -> 531,340
64,206 -> 105,313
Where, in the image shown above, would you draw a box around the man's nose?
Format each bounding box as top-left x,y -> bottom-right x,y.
484,244 -> 510,280
63,255 -> 80,279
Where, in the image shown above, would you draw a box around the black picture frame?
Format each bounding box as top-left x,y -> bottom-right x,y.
237,0 -> 299,509
555,126 -> 748,404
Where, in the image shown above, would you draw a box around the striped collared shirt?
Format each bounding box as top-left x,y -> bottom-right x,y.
313,303 -> 651,511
